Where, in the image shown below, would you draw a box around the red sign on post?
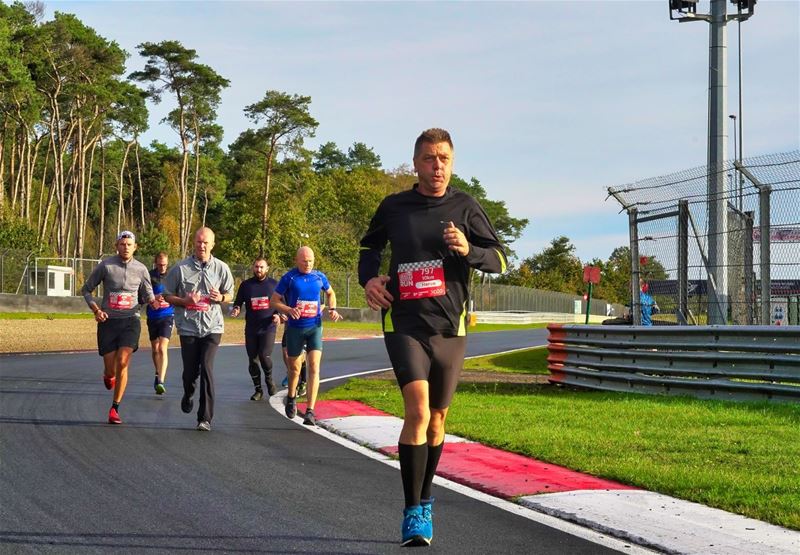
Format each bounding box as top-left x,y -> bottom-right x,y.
640,256 -> 649,266
583,265 -> 601,285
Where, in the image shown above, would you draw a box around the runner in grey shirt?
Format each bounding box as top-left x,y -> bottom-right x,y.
164,226 -> 234,432
81,230 -> 158,425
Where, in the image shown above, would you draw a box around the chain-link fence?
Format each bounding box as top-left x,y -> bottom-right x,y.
608,151 -> 800,326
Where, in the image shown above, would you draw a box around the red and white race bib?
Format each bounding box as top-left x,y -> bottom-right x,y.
250,296 -> 271,311
295,300 -> 319,318
186,296 -> 211,312
108,292 -> 134,310
397,260 -> 446,300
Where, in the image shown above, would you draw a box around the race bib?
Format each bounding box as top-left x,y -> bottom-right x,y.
186,296 -> 211,312
398,260 -> 446,300
295,300 -> 319,318
251,296 -> 271,311
108,292 -> 134,310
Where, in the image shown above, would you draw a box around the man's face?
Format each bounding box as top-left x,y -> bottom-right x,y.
154,256 -> 168,274
116,238 -> 136,261
252,260 -> 268,280
194,230 -> 215,261
413,141 -> 453,197
296,249 -> 315,274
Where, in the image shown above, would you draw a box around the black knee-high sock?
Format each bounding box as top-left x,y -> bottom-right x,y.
421,442 -> 444,501
398,443 -> 428,508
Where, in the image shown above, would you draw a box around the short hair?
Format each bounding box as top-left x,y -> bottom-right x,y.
253,256 -> 268,266
414,128 -> 453,158
154,251 -> 168,261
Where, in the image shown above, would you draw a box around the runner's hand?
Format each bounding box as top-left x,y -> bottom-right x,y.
444,221 -> 469,256
328,309 -> 343,322
230,306 -> 240,317
94,309 -> 108,322
288,307 -> 302,319
272,313 -> 280,325
365,275 -> 393,310
148,297 -> 160,310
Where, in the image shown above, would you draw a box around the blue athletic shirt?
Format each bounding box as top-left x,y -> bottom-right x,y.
275,268 -> 330,329
147,268 -> 174,320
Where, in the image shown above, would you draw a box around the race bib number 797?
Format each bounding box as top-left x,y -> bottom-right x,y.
397,260 -> 446,300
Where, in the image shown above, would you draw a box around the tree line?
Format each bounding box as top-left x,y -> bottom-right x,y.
1,2 -> 653,306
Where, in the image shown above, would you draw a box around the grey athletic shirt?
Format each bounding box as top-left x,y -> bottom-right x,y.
81,255 -> 154,319
164,254 -> 234,337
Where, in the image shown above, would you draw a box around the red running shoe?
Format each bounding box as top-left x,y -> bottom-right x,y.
103,374 -> 115,390
108,407 -> 122,425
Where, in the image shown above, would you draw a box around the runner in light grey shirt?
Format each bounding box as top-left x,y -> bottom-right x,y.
163,227 -> 234,432
80,230 -> 158,426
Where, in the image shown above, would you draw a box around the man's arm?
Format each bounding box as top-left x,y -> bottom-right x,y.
358,201 -> 393,310
324,287 -> 343,321
462,205 -> 508,274
270,291 -> 300,320
81,263 -> 108,319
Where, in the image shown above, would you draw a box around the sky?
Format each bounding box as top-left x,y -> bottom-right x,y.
44,0 -> 800,265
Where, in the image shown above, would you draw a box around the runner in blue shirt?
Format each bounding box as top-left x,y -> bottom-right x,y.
271,246 -> 342,426
230,257 -> 280,400
146,252 -> 174,395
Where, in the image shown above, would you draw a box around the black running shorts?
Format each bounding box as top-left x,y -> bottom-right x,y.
384,333 -> 467,410
147,316 -> 174,341
97,317 -> 141,356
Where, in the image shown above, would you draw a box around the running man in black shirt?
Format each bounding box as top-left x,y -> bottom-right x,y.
359,128 -> 507,546
230,257 -> 280,400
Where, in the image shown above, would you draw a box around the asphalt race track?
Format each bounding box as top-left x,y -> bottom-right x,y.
0,329 -> 638,554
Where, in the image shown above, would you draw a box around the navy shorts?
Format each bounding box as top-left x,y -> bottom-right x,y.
147,316 -> 174,341
97,317 -> 141,356
384,333 -> 466,410
284,325 -> 322,357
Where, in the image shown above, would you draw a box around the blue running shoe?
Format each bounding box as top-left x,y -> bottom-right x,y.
420,498 -> 434,543
401,505 -> 430,547
281,376 -> 289,388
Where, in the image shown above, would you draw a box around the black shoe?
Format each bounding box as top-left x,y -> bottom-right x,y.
285,396 -> 297,419
297,380 -> 307,398
266,380 -> 276,397
303,408 -> 316,426
250,389 -> 263,401
181,394 -> 193,414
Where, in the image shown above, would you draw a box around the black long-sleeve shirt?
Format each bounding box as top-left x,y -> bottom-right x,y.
359,184 -> 507,336
232,276 -> 278,334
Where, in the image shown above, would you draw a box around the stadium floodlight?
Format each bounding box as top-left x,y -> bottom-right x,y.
669,0 -> 703,21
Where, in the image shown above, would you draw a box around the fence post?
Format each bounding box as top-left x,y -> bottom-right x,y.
346,274 -> 351,307
677,200 -> 689,325
629,208 -> 641,325
759,185 -> 771,325
744,211 -> 754,325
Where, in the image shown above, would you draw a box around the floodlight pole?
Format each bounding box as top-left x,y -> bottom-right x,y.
670,0 -> 755,325
705,0 -> 729,325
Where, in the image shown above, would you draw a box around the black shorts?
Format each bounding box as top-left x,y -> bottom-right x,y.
384,333 -> 467,410
147,316 -> 174,341
97,317 -> 141,356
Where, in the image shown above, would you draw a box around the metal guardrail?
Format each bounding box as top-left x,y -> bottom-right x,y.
547,324 -> 800,403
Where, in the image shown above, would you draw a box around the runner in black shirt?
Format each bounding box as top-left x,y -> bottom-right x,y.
230,257 -> 280,399
359,128 -> 507,546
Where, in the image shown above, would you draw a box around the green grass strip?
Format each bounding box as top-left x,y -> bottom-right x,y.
0,312 -> 94,320
464,346 -> 550,375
